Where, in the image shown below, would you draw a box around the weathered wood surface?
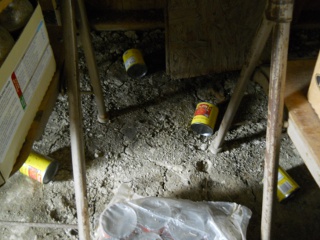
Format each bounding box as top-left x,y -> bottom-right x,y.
166,0 -> 267,79
285,59 -> 320,187
85,0 -> 165,11
89,9 -> 164,31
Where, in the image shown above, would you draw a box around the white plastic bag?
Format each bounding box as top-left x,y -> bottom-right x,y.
95,184 -> 252,240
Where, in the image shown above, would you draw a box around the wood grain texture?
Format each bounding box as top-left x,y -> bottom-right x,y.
166,0 -> 266,79
285,59 -> 320,187
85,0 -> 165,11
89,9 -> 164,31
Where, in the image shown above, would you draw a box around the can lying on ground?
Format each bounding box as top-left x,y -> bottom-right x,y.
123,48 -> 147,78
277,166 -> 300,202
191,102 -> 219,136
19,150 -> 59,184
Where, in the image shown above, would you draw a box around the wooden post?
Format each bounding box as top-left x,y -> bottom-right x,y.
61,1 -> 91,239
207,0 -> 294,238
76,0 -> 109,123
261,1 -> 294,239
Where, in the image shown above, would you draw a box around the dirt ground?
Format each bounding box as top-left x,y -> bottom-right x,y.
0,26 -> 320,240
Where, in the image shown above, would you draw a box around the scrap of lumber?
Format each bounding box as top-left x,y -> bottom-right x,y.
285,59 -> 320,187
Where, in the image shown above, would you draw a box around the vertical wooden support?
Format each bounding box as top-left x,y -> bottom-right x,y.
208,0 -> 294,238
76,0 -> 109,123
261,1 -> 294,239
261,22 -> 291,240
61,1 -> 91,239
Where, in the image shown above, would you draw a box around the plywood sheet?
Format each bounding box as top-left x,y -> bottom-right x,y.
166,0 -> 266,79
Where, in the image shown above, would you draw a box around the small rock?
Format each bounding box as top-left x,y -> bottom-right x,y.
199,143 -> 208,151
125,147 -> 133,156
124,31 -> 138,40
94,150 -> 103,158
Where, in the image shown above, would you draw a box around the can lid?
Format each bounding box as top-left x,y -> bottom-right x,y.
127,63 -> 147,78
191,123 -> 213,136
278,187 -> 300,203
43,160 -> 59,184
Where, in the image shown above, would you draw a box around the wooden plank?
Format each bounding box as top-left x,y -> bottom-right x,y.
92,19 -> 164,31
166,0 -> 266,79
287,118 -> 320,187
285,60 -> 316,97
89,10 -> 164,31
86,0 -> 165,11
285,59 -> 320,187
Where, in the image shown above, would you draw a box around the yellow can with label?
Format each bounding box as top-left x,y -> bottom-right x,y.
123,48 -> 147,78
19,150 -> 59,184
277,166 -> 300,202
191,102 -> 219,136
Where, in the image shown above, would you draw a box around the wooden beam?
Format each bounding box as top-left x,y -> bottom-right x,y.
91,20 -> 164,31
61,0 -> 91,238
89,10 -> 164,31
285,59 -> 320,187
85,0 -> 165,11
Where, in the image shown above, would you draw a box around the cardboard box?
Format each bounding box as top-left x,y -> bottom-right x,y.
307,52 -> 320,119
0,3 -> 56,185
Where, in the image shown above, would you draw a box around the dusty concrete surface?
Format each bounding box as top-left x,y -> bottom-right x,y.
0,28 -> 320,240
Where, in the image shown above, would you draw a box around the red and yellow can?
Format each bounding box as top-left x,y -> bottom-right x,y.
191,102 -> 219,136
19,150 -> 59,184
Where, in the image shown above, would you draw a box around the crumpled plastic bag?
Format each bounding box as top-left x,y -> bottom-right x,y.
95,184 -> 252,240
